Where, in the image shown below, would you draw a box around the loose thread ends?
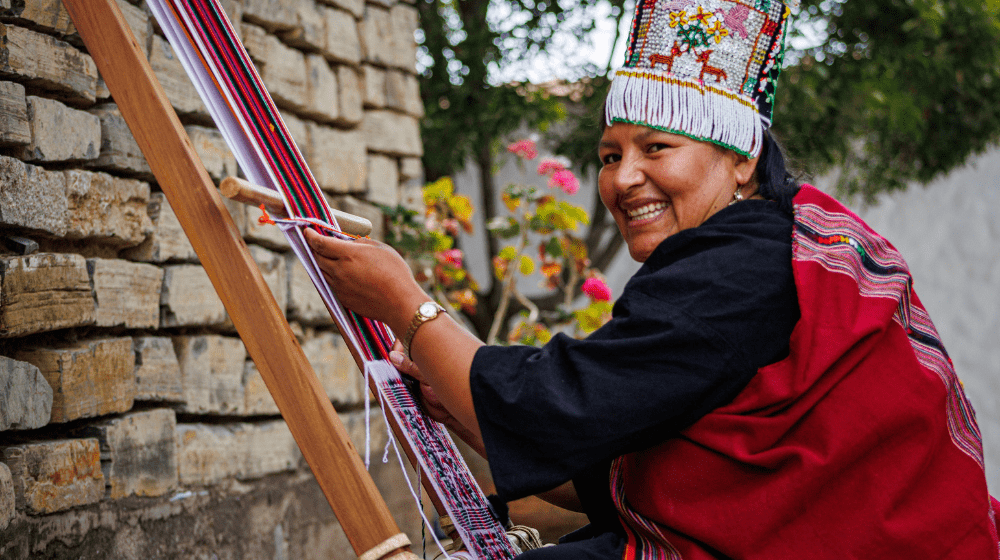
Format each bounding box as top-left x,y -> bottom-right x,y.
258,203 -> 276,225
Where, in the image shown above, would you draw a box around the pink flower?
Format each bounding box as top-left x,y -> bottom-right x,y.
582,277 -> 612,302
507,139 -> 538,160
438,248 -> 464,268
536,159 -> 566,175
442,218 -> 460,237
424,215 -> 439,231
549,169 -> 580,195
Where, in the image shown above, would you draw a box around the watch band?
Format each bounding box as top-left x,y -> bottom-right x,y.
401,302 -> 445,359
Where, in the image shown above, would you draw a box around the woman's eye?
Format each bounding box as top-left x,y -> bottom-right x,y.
647,143 -> 669,153
601,153 -> 621,165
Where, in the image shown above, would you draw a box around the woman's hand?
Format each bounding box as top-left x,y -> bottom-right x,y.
306,229 -> 485,450
389,347 -> 453,424
304,228 -> 427,331
392,347 -> 579,509
389,346 -> 488,458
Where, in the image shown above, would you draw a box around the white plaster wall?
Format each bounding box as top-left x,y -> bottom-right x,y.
836,148 -> 1000,492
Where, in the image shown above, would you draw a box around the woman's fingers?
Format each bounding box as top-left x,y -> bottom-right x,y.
304,229 -> 348,285
388,349 -> 451,424
419,382 -> 453,424
304,227 -> 363,261
302,224 -> 430,334
389,350 -> 421,378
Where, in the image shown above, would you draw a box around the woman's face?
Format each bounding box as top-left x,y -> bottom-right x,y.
598,123 -> 757,262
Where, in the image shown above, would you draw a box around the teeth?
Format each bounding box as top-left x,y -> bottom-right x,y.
627,202 -> 666,220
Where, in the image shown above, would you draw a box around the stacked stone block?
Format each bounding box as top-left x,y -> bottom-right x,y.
0,0 -> 425,557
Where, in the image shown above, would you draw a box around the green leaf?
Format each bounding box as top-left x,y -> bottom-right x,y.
498,245 -> 518,261
544,237 -> 563,257
769,0 -> 1000,201
486,216 -> 521,238
518,255 -> 535,275
559,202 -> 590,226
429,231 -> 454,252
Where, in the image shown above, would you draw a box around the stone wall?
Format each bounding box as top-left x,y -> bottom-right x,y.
0,0 -> 426,557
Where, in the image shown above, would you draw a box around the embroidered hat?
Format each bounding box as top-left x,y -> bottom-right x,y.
606,0 -> 793,157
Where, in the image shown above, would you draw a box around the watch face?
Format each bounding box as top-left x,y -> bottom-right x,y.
418,302 -> 438,318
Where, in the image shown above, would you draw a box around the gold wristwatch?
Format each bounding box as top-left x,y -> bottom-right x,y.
402,301 -> 445,359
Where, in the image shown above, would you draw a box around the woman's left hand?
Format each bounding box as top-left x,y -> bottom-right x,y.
389,345 -> 489,458
389,348 -> 453,425
304,228 -> 427,331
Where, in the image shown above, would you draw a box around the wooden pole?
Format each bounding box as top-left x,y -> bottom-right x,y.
62,1 -> 409,556
219,176 -> 374,237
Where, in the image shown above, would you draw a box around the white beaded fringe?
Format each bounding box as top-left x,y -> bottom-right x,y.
606,69 -> 764,157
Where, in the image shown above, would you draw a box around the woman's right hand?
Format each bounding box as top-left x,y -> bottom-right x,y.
304,228 -> 426,333
306,228 -> 484,445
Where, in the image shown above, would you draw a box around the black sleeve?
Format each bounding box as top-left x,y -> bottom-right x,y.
470,201 -> 798,501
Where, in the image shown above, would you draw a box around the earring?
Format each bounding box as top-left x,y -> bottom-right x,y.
729,186 -> 744,206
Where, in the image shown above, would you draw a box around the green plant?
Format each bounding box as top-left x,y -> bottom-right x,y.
385,139 -> 613,346
384,177 -> 479,319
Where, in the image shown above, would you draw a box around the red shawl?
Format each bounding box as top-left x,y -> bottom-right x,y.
611,186 -> 998,559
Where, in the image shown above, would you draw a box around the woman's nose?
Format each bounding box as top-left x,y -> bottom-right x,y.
611,152 -> 644,193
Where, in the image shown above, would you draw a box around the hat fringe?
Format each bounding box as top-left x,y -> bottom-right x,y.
606,69 -> 764,157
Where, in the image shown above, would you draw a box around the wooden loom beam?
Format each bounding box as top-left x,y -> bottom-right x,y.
62,1 -> 409,556
219,176 -> 374,238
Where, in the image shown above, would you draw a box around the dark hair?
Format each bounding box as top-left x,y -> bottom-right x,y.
754,130 -> 799,213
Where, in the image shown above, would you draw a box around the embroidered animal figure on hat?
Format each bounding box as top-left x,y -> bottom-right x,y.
696,50 -> 728,83
715,4 -> 750,38
649,41 -> 685,73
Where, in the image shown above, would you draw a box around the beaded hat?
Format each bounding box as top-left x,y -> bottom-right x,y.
606,0 -> 794,157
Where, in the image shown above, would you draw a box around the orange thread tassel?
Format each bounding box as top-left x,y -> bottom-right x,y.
258,204 -> 275,225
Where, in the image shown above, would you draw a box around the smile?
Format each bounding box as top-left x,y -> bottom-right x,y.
626,202 -> 667,222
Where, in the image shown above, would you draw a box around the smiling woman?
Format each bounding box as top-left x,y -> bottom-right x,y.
597,125 -> 757,261
307,0 -> 1000,557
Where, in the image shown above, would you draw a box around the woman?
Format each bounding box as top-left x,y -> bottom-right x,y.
306,0 -> 999,557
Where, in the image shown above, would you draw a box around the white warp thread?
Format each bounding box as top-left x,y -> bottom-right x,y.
364,361 -> 373,469
379,405 -> 454,560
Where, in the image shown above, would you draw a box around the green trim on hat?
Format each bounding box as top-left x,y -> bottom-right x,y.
607,116 -> 754,158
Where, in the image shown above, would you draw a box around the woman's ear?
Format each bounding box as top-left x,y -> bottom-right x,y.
735,154 -> 759,186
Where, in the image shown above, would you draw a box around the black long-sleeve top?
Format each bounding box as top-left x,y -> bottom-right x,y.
469,200 -> 800,559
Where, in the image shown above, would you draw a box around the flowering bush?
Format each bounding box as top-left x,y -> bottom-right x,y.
385,138 -> 613,346
549,170 -> 580,195
573,276 -> 613,334
536,159 -> 563,175
384,176 -> 479,315
488,139 -> 612,344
